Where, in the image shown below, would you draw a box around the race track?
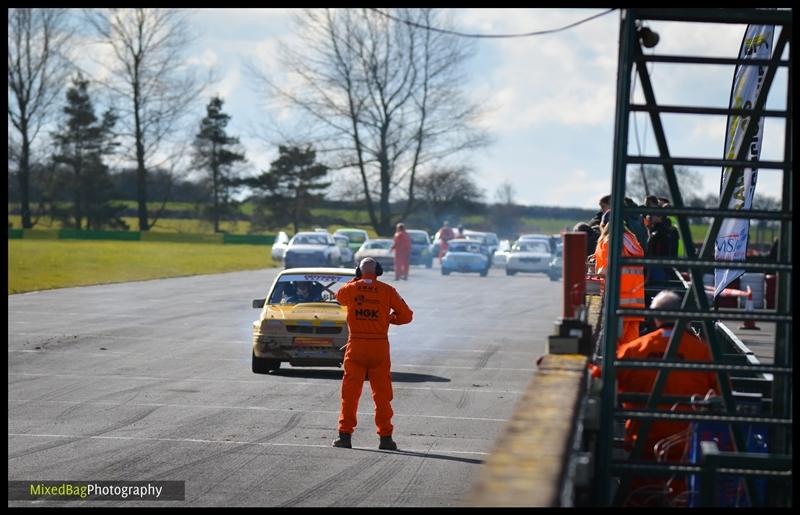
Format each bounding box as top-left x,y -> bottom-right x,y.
8,263 -> 562,506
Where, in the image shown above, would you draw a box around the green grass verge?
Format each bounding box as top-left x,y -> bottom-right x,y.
8,239 -> 276,294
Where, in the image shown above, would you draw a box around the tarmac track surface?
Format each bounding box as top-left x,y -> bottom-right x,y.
8,264 -> 562,506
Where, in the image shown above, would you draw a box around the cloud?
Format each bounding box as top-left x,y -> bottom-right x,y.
462,9 -> 619,133
546,168 -> 612,208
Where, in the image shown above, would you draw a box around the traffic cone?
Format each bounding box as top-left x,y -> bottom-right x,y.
739,286 -> 761,330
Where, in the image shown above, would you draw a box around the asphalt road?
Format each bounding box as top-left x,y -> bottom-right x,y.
8,263 -> 563,507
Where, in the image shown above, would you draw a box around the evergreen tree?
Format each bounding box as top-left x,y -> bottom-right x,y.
243,145 -> 330,234
192,96 -> 247,233
50,74 -> 125,230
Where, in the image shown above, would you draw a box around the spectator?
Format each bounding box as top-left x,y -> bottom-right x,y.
457,224 -> 465,238
657,200 -> 683,257
645,210 -> 679,284
592,210 -> 645,346
589,194 -> 611,228
573,222 -> 599,259
642,195 -> 660,230
615,290 -> 720,503
624,196 -> 649,251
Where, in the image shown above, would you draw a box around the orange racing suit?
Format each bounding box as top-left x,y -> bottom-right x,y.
616,326 -> 719,499
336,273 -> 413,436
391,230 -> 412,280
594,230 -> 646,345
438,227 -> 455,259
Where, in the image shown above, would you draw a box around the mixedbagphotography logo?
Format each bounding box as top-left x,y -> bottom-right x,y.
8,481 -> 185,501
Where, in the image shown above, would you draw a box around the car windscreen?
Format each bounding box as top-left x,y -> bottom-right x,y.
464,234 -> 487,244
268,273 -> 352,305
365,240 -> 392,249
338,231 -> 366,243
516,241 -> 550,253
448,243 -> 481,253
293,234 -> 328,245
408,232 -> 428,244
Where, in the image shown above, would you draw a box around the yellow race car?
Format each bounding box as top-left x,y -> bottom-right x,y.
251,268 -> 354,373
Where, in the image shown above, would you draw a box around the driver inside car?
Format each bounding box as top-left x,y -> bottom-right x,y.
285,281 -> 321,304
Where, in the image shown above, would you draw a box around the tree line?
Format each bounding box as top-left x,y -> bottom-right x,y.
9,9 -> 782,237
9,8 -> 497,237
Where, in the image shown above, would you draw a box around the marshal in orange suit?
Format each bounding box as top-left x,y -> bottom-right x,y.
333,257 -> 413,450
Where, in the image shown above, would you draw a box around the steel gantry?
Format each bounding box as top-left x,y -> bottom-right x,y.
593,8 -> 792,507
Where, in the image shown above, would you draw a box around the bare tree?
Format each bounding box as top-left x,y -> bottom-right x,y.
8,8 -> 75,228
626,165 -> 704,206
85,8 -> 209,230
494,181 -> 516,206
416,166 -> 484,224
252,8 -> 489,236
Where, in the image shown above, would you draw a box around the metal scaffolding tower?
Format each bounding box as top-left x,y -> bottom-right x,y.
593,8 -> 792,507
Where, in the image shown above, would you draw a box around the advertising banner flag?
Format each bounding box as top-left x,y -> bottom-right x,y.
714,24 -> 775,298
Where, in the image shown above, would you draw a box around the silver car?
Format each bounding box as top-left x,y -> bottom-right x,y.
492,239 -> 511,268
283,232 -> 342,269
354,239 -> 395,271
271,231 -> 290,263
333,234 -> 354,267
506,239 -> 552,276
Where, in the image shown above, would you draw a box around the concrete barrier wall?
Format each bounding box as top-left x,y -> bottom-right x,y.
464,353 -> 587,507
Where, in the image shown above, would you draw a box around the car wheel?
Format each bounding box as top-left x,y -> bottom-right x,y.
480,268 -> 488,277
441,268 -> 450,276
548,272 -> 560,282
252,351 -> 281,374
506,269 -> 517,276
425,259 -> 433,269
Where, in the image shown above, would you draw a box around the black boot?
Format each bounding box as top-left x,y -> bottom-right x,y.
378,435 -> 397,450
332,432 -> 352,448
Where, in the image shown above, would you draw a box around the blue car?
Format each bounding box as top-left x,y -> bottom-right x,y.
441,239 -> 490,277
406,229 -> 434,268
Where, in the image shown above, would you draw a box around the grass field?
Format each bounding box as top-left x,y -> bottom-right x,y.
8,240 -> 277,294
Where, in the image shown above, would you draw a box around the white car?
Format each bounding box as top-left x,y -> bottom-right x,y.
506,239 -> 552,277
354,239 -> 395,271
283,232 -> 342,269
548,242 -> 563,281
492,239 -> 511,268
271,231 -> 290,263
333,234 -> 354,267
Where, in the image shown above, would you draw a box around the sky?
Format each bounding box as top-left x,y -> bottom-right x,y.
70,8 -> 789,210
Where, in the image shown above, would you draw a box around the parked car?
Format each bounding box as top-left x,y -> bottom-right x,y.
333,228 -> 370,255
506,239 -> 552,277
271,231 -> 290,263
406,229 -> 434,268
548,242 -> 563,281
462,230 -> 499,258
333,234 -> 354,266
492,239 -> 511,268
251,267 -> 354,372
353,239 -> 395,271
283,231 -> 341,269
441,239 -> 490,276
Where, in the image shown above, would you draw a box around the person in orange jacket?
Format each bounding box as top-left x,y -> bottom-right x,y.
333,257 -> 414,450
593,210 -> 646,346
437,221 -> 455,261
390,222 -> 412,281
615,290 -> 719,504
616,290 -> 720,460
